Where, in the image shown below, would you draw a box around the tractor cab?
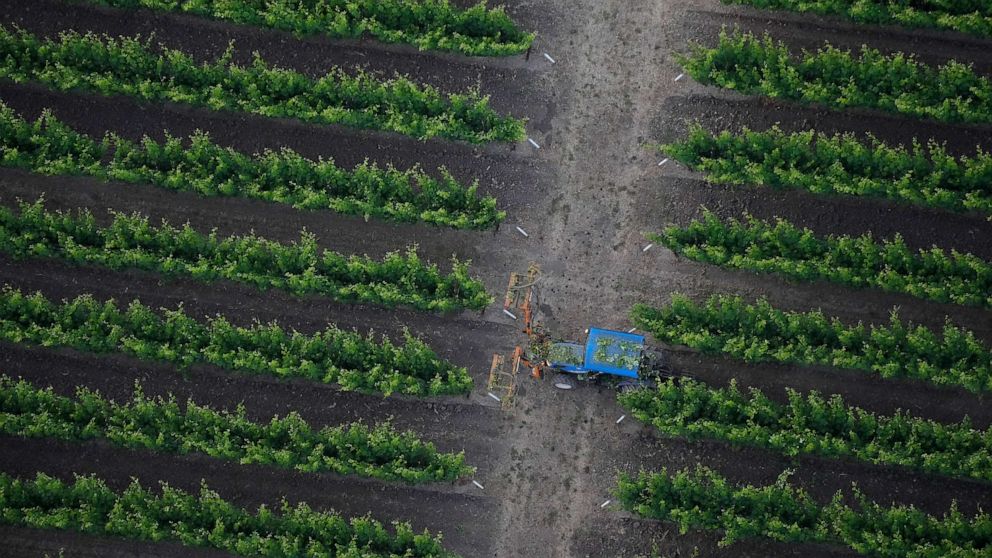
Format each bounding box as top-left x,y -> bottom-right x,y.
485,265 -> 682,406
546,328 -> 672,389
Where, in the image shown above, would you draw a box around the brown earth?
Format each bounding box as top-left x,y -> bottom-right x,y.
0,0 -> 991,557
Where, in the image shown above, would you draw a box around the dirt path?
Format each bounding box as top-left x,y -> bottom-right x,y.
533,1 -> 673,332
492,1 -> 675,556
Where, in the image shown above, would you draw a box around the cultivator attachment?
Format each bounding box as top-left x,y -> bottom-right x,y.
485,263 -> 545,409
503,263 -> 539,335
487,347 -> 525,410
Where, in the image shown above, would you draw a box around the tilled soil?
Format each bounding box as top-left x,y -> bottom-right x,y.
1,0 -> 991,557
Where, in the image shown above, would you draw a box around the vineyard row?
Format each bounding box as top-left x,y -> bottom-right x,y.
721,0 -> 992,39
0,286 -> 472,396
0,104 -> 504,229
662,124 -> 992,215
0,375 -> 472,483
86,0 -> 534,56
630,294 -> 992,392
681,30 -> 992,124
617,466 -> 992,557
620,379 -> 992,482
0,26 -> 525,143
0,199 -> 492,312
654,211 -> 992,308
0,471 -> 458,557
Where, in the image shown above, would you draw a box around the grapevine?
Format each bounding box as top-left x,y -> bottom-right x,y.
0,199 -> 493,312
85,0 -> 535,56
620,379 -> 992,482
0,375 -> 473,482
0,286 -> 473,396
0,26 -> 526,143
0,471 -> 459,557
630,294 -> 992,392
0,103 -> 505,229
654,210 -> 992,308
680,30 -> 992,124
662,124 -> 992,215
617,466 -> 992,557
720,0 -> 992,39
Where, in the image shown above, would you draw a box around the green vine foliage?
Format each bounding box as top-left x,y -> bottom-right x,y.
630,294 -> 992,392
662,124 -> 992,215
680,30 -> 992,124
0,376 -> 473,482
654,211 -> 992,308
84,0 -> 534,57
0,26 -> 526,143
0,103 -> 504,229
720,0 -> 992,39
619,379 -> 992,482
547,344 -> 583,366
0,199 -> 492,312
0,472 -> 459,557
616,466 -> 992,557
0,286 -> 472,396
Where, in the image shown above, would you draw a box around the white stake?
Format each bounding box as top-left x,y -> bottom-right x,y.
657,158 -> 669,166
627,328 -> 636,333
528,138 -> 541,149
515,226 -> 529,237
487,392 -> 502,402
616,415 -> 626,424
600,499 -> 612,508
674,73 -> 685,82
642,243 -> 654,252
502,308 -> 518,320
543,53 -> 556,64
473,480 -> 485,490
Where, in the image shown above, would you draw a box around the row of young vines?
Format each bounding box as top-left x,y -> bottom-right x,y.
680,30 -> 992,124
0,199 -> 492,312
720,0 -> 992,39
616,466 -> 992,557
653,210 -> 992,308
661,124 -> 992,215
0,286 -> 472,396
620,379 -> 992,482
630,294 -> 992,392
85,0 -> 533,57
0,471 -> 458,557
0,26 -> 525,143
0,103 -> 504,229
0,375 -> 472,483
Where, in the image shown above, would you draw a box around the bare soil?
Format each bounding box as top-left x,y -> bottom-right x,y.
1,0 -> 991,557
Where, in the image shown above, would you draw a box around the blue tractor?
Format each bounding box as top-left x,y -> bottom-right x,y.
543,327 -> 674,390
